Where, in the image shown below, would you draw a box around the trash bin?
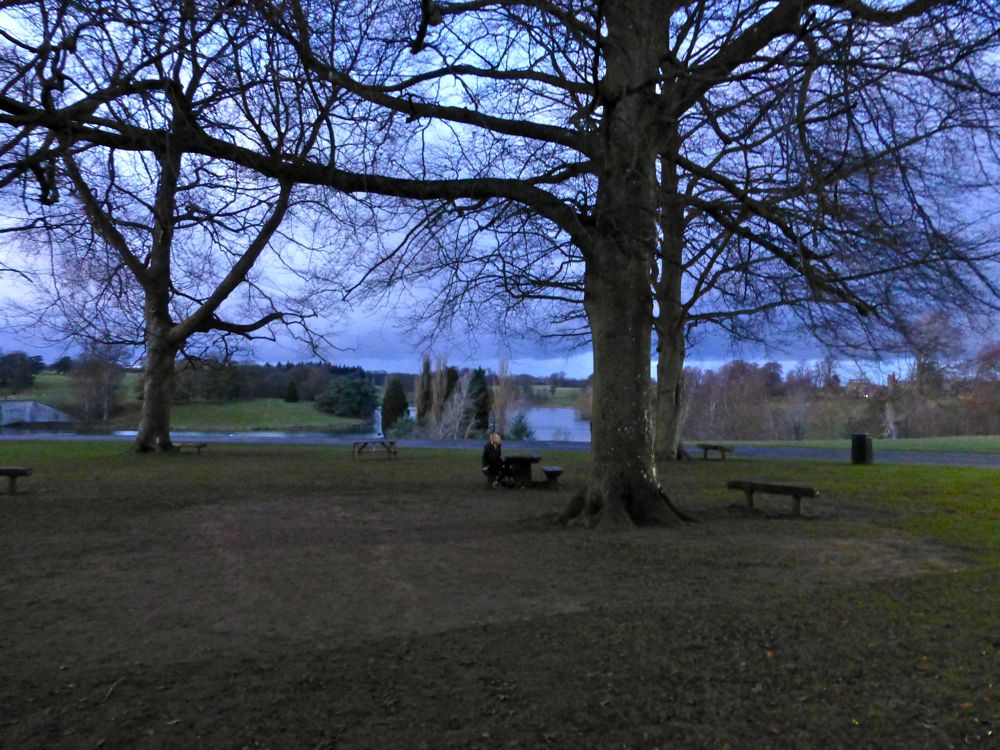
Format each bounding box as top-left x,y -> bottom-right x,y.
851,433 -> 873,464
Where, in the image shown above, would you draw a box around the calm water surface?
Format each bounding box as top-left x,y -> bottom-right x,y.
0,406 -> 591,443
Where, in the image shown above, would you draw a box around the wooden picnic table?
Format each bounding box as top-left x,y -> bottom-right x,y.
504,454 -> 540,487
352,440 -> 398,460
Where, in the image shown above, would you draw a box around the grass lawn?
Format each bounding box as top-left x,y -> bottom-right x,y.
1,442 -> 998,747
744,435 -> 1000,454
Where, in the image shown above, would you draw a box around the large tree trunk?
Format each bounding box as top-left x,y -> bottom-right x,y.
135,148 -> 181,453
565,252 -> 685,528
135,318 -> 178,452
559,0 -> 685,529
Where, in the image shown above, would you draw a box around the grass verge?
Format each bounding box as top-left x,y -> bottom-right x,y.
743,435 -> 1000,454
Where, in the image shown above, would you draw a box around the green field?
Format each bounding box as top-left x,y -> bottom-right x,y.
6,372 -> 79,410
528,385 -> 583,406
168,398 -> 368,431
6,373 -> 368,432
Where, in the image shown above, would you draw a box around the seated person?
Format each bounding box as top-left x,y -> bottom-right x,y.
481,432 -> 512,487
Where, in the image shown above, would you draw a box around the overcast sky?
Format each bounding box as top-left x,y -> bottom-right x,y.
0,296 -> 835,379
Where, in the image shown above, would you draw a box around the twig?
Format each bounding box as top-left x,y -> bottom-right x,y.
102,678 -> 123,703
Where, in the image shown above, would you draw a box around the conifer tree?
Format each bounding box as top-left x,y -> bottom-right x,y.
381,377 -> 409,432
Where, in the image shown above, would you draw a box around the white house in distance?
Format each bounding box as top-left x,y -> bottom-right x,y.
0,400 -> 74,426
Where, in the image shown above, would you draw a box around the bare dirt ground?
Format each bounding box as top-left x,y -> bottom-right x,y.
1,447 -> 996,748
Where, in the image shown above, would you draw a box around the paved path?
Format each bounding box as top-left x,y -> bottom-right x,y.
3,431 -> 1000,468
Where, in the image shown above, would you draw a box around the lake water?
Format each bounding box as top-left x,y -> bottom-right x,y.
513,406 -> 590,442
0,406 -> 591,443
371,405 -> 589,441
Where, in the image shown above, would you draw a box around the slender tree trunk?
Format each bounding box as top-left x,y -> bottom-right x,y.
560,0 -> 685,528
654,146 -> 688,462
654,323 -> 687,461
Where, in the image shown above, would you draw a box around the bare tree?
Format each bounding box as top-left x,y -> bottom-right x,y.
490,359 -> 513,436
433,369 -> 474,440
427,356 -> 450,430
70,341 -> 123,423
0,1 -> 351,450
321,1 -> 1000,466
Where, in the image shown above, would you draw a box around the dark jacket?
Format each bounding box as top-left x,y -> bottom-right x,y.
482,441 -> 503,474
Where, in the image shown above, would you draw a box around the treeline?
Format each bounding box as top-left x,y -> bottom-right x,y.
682,349 -> 1000,441
172,361 -> 370,403
6,348 -> 571,436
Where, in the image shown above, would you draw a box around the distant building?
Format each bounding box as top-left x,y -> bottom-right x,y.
0,400 -> 75,425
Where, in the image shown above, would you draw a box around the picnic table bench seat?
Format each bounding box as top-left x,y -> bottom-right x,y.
727,480 -> 818,517
541,466 -> 563,489
0,467 -> 32,494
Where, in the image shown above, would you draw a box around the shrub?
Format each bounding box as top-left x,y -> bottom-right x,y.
507,411 -> 535,440
315,375 -> 377,418
385,415 -> 415,439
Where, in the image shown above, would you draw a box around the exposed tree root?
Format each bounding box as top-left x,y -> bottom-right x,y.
134,438 -> 175,454
659,486 -> 698,523
557,479 -> 694,529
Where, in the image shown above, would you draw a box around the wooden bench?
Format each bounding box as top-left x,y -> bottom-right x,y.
727,480 -> 818,517
541,466 -> 563,489
0,467 -> 32,494
352,441 -> 398,460
174,442 -> 208,455
696,443 -> 734,460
